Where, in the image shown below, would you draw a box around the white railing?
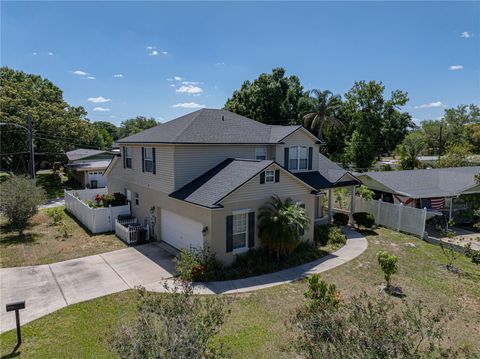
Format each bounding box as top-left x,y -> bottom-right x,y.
64,189 -> 130,234
355,197 -> 427,238
115,218 -> 149,245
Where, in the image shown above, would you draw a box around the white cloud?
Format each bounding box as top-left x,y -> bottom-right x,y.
176,85 -> 203,94
214,62 -> 226,66
149,50 -> 159,56
73,70 -> 88,76
146,46 -> 155,50
182,81 -> 200,85
93,107 -> 111,112
48,52 -> 54,56
414,101 -> 446,109
88,96 -> 111,103
162,51 -> 168,55
169,84 -> 176,87
174,76 -> 185,81
87,76 -> 96,80
32,52 -> 38,56
461,31 -> 473,38
172,102 -> 206,109
113,73 -> 124,78
448,65 -> 463,71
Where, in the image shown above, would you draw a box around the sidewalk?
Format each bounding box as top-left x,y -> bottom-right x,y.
0,227 -> 367,333
39,198 -> 65,209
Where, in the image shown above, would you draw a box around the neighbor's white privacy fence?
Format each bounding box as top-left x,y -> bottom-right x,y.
354,197 -> 428,238
64,188 -> 130,234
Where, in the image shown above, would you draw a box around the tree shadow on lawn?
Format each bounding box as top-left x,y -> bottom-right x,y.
358,228 -> 378,236
0,232 -> 42,247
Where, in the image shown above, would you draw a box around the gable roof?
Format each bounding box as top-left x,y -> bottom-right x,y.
357,166 -> 480,198
116,109 -> 313,144
66,149 -> 112,161
169,158 -> 315,209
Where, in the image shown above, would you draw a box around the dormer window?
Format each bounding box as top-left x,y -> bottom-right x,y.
289,145 -> 308,171
255,148 -> 267,160
265,170 -> 275,183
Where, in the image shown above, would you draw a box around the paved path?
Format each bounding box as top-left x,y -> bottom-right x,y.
39,198 -> 65,209
0,227 -> 367,333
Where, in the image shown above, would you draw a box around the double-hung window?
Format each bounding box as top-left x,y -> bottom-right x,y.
255,148 -> 267,160
125,147 -> 133,168
289,145 -> 308,171
144,148 -> 154,173
134,192 -> 140,206
232,211 -> 248,251
265,170 -> 275,183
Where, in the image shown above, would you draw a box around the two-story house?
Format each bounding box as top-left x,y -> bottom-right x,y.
105,109 -> 359,264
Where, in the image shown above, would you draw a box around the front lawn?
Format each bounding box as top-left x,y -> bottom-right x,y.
0,207 -> 126,267
1,228 -> 479,357
35,169 -> 79,199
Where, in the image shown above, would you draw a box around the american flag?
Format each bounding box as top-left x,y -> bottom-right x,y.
421,197 -> 445,210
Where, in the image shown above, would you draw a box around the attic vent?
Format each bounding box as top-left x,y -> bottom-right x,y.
222,115 -> 225,121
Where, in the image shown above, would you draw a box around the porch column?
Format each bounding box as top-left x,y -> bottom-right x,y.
350,186 -> 356,225
328,188 -> 333,223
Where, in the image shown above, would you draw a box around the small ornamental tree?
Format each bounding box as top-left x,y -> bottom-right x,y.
377,250 -> 398,289
0,175 -> 46,234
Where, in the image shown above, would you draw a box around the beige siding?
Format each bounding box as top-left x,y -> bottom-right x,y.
222,163 -> 312,204
174,145 -> 271,189
109,145 -> 175,194
275,128 -> 320,171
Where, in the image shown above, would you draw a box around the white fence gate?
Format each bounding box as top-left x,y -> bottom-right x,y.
355,197 -> 427,237
64,188 -> 130,234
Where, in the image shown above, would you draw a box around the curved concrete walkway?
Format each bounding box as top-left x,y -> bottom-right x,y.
0,227 -> 367,333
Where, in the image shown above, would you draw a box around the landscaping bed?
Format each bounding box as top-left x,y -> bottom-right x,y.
0,207 -> 126,267
1,227 -> 479,358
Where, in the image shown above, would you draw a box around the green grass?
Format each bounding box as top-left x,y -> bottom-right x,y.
1,228 -> 479,358
35,169 -> 79,199
0,171 -> 10,183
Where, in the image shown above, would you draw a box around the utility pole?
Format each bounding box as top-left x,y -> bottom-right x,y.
27,113 -> 35,180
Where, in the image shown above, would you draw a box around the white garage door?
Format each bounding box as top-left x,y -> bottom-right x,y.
161,209 -> 204,250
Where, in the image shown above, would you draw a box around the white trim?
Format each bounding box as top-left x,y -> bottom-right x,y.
265,170 -> 275,183
232,210 -> 249,253
232,208 -> 251,215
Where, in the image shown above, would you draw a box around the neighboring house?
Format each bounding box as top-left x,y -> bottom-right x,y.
356,166 -> 480,221
105,109 -> 359,264
66,149 -> 116,188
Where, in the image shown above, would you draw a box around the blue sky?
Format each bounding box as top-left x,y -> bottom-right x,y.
2,1 -> 479,125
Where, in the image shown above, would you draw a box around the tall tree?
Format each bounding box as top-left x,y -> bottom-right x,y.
395,131 -> 426,170
301,90 -> 343,141
224,68 -> 307,125
443,104 -> 480,145
0,67 -> 104,172
119,116 -> 158,138
343,81 -> 411,170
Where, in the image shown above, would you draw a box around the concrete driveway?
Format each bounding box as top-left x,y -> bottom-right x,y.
0,243 -> 174,333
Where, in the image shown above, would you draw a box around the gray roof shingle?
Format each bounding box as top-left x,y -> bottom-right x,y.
117,109 -> 305,144
66,149 -> 111,161
358,166 -> 480,198
170,159 -> 275,208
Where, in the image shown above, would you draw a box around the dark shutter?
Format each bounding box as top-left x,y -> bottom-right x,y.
275,169 -> 280,182
260,171 -> 265,184
141,147 -> 145,172
226,215 -> 233,253
248,212 -> 255,248
308,147 -> 313,170
122,147 -> 126,168
152,148 -> 156,174
284,147 -> 289,169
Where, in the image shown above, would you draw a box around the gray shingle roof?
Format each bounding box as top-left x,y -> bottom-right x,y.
358,166 -> 480,198
117,109 -> 305,144
66,149 -> 111,161
170,159 -> 275,208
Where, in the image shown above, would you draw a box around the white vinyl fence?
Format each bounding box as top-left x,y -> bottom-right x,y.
354,197 -> 428,237
64,188 -> 130,234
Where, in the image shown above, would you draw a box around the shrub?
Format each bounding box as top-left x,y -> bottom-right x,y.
440,243 -> 459,271
353,212 -> 375,229
377,250 -> 398,288
46,207 -> 66,226
110,282 -> 229,359
102,192 -> 127,207
292,290 -> 459,358
174,247 -> 224,282
0,175 -> 46,234
464,243 -> 480,265
332,212 -> 349,226
304,274 -> 341,309
314,224 -> 346,247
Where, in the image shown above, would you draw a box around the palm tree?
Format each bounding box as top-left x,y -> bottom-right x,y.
258,195 -> 310,258
302,89 -> 343,141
